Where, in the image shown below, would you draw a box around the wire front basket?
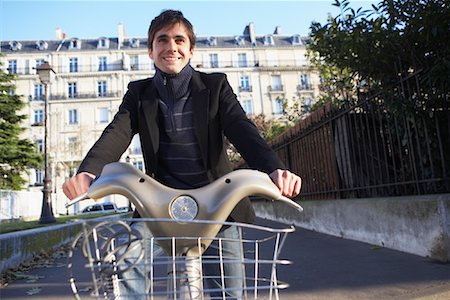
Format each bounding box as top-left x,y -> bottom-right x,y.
68,218 -> 295,300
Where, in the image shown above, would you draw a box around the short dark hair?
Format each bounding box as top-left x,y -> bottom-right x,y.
147,10 -> 196,50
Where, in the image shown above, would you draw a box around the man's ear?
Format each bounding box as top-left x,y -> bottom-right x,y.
148,48 -> 153,60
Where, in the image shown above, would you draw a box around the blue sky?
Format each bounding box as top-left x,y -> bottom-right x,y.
1,0 -> 376,41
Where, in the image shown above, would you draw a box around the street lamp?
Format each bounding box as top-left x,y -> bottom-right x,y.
37,61 -> 56,224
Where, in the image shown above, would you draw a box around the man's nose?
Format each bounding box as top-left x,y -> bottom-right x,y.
167,39 -> 177,51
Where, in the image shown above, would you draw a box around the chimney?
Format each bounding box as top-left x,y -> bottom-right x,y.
55,27 -> 66,40
273,26 -> 282,35
243,22 -> 256,46
118,23 -> 126,47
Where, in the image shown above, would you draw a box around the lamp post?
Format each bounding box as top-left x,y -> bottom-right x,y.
37,62 -> 56,224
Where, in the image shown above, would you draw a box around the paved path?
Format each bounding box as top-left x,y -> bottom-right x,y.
1,218 -> 449,299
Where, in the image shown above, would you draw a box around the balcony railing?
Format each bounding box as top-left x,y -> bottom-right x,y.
2,58 -> 310,76
31,121 -> 44,127
268,85 -> 284,92
238,86 -> 253,92
29,95 -> 44,101
297,84 -> 312,91
49,91 -> 121,101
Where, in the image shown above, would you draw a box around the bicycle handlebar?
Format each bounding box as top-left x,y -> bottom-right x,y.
66,162 -> 302,254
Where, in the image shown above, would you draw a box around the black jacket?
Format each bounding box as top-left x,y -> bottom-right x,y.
78,70 -> 285,222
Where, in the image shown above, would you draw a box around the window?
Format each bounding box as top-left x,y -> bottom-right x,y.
239,76 -> 251,92
303,98 -> 312,113
129,38 -> 140,48
8,60 -> 17,74
130,55 -> 139,70
97,108 -> 109,123
98,38 -> 109,48
68,109 -> 78,125
264,35 -> 274,45
209,54 -> 219,68
98,57 -> 107,71
207,37 -> 217,46
271,75 -> 282,91
300,74 -> 311,90
70,39 -> 81,49
238,53 -> 248,68
36,139 -> 43,153
68,82 -> 77,98
291,35 -> 302,45
98,81 -> 107,97
273,98 -> 284,115
36,40 -> 48,51
67,137 -> 80,155
242,99 -> 254,115
34,83 -> 44,100
69,58 -> 78,72
9,41 -> 22,51
68,137 -> 79,148
35,169 -> 44,185
34,110 -> 44,124
132,161 -> 144,171
235,36 -> 245,46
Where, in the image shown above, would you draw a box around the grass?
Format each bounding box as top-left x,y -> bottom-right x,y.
0,212 -> 124,234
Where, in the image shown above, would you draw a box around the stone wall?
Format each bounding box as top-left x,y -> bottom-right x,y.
253,194 -> 450,262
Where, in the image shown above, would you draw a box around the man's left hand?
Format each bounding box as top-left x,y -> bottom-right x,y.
269,169 -> 302,198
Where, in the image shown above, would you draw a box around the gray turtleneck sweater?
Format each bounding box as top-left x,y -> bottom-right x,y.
154,65 -> 209,189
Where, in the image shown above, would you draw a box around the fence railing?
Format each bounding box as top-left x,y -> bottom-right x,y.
270,74 -> 450,201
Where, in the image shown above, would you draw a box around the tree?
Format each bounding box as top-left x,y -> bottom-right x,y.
0,59 -> 42,190
307,0 -> 450,112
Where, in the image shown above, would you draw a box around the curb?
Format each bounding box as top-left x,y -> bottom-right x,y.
0,213 -> 132,274
0,222 -> 82,274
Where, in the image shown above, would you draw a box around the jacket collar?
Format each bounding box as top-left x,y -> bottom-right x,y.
153,65 -> 193,103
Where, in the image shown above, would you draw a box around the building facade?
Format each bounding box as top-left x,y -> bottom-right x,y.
0,23 -> 319,214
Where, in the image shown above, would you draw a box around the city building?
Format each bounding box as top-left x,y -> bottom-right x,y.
0,23 -> 319,214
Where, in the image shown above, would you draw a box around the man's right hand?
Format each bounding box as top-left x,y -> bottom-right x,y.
62,172 -> 96,200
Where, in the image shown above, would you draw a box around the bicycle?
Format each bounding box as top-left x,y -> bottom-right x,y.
66,162 -> 303,299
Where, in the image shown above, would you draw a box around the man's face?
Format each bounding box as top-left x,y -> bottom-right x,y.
148,22 -> 194,74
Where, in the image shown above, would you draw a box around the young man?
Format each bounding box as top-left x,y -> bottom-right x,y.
63,10 -> 301,299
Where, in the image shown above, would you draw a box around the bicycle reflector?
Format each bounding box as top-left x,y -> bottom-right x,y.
170,195 -> 199,221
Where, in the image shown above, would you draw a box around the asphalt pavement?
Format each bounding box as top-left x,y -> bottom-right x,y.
1,218 -> 449,300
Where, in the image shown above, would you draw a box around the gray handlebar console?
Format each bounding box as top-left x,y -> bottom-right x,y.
66,162 -> 302,254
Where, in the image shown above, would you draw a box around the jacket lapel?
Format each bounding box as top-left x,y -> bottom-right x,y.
191,71 -> 210,168
140,80 -> 160,163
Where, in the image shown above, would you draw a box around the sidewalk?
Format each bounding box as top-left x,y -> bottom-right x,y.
1,218 -> 449,299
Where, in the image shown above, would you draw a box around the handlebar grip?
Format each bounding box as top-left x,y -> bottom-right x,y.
277,196 -> 303,212
65,193 -> 89,208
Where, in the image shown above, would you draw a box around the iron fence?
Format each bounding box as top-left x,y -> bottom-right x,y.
271,72 -> 450,201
